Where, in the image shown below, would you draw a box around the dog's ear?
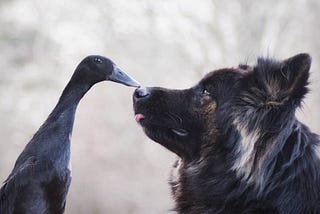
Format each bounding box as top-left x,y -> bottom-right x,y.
282,53 -> 311,101
253,53 -> 312,107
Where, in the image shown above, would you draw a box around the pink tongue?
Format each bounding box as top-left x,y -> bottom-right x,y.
135,114 -> 145,122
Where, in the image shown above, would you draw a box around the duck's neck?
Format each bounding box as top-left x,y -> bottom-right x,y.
45,75 -> 94,127
27,76 -> 96,163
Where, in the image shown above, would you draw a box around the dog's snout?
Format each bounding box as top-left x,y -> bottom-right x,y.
134,87 -> 150,99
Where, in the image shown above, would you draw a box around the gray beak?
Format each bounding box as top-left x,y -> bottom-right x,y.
109,65 -> 140,87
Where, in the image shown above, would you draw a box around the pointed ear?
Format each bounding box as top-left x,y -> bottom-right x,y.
282,53 -> 311,102
253,53 -> 312,108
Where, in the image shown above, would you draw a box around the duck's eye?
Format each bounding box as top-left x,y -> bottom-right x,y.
94,57 -> 102,64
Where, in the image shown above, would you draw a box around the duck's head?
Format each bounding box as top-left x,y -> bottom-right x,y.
74,55 -> 140,87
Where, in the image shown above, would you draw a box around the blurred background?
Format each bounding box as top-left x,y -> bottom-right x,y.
0,0 -> 319,213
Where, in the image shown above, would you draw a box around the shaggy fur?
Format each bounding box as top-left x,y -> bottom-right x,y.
133,53 -> 320,213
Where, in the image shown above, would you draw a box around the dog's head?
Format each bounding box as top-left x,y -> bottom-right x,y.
133,53 -> 312,165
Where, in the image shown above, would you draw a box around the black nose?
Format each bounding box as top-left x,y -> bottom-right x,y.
134,87 -> 150,99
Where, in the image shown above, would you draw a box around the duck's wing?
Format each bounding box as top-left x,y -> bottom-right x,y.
0,156 -> 71,214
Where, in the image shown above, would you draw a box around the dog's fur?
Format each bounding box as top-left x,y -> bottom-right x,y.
133,53 -> 320,213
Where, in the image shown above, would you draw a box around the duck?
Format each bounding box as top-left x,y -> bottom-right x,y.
0,55 -> 140,214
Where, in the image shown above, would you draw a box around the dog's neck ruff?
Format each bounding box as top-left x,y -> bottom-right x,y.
232,119 -> 260,182
231,118 -> 297,192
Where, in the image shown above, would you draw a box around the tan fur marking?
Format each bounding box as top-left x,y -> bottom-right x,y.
315,143 -> 320,160
232,119 -> 260,181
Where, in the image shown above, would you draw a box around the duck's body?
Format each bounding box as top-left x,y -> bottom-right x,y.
0,56 -> 139,214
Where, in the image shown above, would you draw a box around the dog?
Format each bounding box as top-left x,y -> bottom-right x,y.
133,53 -> 320,213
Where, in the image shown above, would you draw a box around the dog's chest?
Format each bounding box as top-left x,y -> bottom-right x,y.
170,159 -> 183,196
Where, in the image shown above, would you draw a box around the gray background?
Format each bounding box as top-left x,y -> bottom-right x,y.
0,0 -> 319,213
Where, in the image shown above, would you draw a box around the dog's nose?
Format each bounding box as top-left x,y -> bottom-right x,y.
134,87 -> 150,99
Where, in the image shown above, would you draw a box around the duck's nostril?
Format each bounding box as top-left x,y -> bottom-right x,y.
134,87 -> 150,98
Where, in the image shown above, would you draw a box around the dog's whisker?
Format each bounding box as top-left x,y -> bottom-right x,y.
166,112 -> 183,125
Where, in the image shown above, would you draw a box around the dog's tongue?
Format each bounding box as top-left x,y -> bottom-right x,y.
135,114 -> 145,122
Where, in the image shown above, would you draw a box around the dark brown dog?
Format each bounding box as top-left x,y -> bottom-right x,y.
133,53 -> 320,213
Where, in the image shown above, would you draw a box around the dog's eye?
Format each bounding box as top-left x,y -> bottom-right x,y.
203,88 -> 210,96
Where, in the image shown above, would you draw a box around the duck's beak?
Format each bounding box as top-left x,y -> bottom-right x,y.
108,65 -> 140,87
